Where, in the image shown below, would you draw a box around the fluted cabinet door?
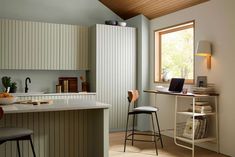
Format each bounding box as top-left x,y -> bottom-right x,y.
0,19 -> 88,70
60,24 -> 77,70
95,24 -> 136,130
77,26 -> 89,70
60,25 -> 89,70
0,19 -> 60,70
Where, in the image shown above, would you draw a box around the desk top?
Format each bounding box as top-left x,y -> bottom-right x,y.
144,90 -> 219,97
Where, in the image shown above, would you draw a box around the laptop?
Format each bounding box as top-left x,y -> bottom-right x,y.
168,78 -> 185,93
157,78 -> 185,93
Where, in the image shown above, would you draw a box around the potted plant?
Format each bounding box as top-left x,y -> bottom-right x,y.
10,82 -> 17,93
1,76 -> 17,93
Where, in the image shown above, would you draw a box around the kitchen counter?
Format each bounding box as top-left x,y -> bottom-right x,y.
0,99 -> 109,157
12,92 -> 96,97
2,99 -> 109,114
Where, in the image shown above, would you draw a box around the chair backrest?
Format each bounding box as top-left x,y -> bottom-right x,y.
128,90 -> 139,103
0,107 -> 3,120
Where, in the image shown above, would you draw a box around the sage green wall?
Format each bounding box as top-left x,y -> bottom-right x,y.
126,15 -> 150,131
0,0 -> 121,26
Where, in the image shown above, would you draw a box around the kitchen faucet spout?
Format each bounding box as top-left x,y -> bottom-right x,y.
25,77 -> 31,93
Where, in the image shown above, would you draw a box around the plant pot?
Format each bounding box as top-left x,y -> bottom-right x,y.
10,88 -> 17,93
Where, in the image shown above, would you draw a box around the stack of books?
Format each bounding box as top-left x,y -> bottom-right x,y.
192,83 -> 216,94
188,101 -> 213,113
182,117 -> 207,139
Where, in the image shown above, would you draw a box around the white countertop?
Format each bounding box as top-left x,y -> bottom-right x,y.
12,92 -> 96,97
1,99 -> 109,114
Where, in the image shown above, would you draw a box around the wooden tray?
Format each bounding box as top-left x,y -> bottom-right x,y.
16,99 -> 53,105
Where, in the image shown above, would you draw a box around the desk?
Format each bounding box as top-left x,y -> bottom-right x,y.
144,90 -> 219,157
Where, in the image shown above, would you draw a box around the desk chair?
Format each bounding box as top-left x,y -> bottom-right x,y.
124,90 -> 163,155
0,107 -> 36,157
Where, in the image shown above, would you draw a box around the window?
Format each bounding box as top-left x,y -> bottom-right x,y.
154,21 -> 194,84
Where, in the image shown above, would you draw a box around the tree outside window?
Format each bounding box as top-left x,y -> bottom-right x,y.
155,21 -> 194,83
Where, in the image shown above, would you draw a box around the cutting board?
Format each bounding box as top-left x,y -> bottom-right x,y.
59,77 -> 78,92
17,99 -> 53,105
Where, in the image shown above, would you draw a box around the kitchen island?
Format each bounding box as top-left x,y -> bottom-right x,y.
0,99 -> 109,157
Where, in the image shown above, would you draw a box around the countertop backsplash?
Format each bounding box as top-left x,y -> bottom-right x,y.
0,70 -> 86,93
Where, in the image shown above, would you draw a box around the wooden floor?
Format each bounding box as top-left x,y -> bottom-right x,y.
109,132 -> 228,157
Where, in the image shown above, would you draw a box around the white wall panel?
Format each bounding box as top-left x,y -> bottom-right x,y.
95,24 -> 136,130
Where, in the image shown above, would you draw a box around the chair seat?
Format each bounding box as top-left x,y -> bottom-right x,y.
133,106 -> 159,112
0,128 -> 33,141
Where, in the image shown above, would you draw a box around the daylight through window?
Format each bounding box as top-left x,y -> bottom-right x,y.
154,21 -> 194,83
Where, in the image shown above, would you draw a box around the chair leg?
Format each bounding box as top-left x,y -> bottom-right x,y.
151,113 -> 158,155
131,114 -> 135,146
29,136 -> 36,157
124,114 -> 130,152
155,112 -> 163,148
17,140 -> 21,157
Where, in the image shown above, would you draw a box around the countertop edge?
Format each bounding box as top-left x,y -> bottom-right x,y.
2,99 -> 110,114
12,92 -> 96,97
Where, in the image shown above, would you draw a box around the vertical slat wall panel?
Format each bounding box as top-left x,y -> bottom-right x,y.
0,19 -> 88,70
95,24 -> 136,130
16,94 -> 96,101
0,110 -> 104,157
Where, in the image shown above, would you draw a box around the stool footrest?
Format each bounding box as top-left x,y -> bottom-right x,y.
125,138 -> 156,143
126,131 -> 161,137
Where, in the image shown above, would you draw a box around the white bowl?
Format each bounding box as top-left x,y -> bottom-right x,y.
0,97 -> 17,105
117,21 -> 127,27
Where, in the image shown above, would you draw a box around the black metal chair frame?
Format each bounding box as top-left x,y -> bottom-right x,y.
124,96 -> 163,155
0,134 -> 36,157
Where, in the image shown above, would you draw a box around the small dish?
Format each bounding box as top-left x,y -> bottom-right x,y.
0,97 -> 17,105
117,21 -> 127,27
105,20 -> 117,25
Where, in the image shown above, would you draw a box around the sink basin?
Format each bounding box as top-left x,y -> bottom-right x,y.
12,92 -> 45,96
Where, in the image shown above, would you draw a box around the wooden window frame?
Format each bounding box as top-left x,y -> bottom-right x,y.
154,21 -> 195,84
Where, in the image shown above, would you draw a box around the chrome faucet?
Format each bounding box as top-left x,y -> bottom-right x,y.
25,77 -> 31,93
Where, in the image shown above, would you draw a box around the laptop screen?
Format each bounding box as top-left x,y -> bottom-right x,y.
168,78 -> 185,92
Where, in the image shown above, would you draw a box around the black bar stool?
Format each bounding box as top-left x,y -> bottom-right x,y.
124,90 -> 163,155
0,107 -> 36,157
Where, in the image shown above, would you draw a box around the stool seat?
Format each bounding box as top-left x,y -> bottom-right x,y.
133,106 -> 159,112
0,128 -> 33,141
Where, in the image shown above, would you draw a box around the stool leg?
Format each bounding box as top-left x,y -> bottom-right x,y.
131,114 -> 136,146
155,112 -> 163,148
151,113 -> 158,155
124,114 -> 130,152
17,140 -> 21,157
29,136 -> 36,157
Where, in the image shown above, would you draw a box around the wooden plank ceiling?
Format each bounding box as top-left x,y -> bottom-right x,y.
99,0 -> 209,20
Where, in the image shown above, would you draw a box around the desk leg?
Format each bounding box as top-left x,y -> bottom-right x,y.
174,96 -> 177,144
215,96 -> 220,153
192,97 -> 195,157
174,96 -> 195,157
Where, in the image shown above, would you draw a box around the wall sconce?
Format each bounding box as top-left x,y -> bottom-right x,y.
196,40 -> 212,69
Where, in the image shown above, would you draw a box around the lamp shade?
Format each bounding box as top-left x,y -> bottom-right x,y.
196,40 -> 211,56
